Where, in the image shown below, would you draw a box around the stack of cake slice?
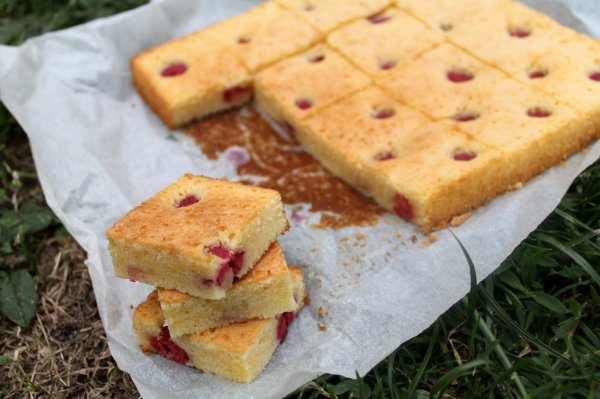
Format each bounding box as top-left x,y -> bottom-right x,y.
106,174 -> 307,383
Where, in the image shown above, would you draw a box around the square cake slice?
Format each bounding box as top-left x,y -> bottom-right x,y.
106,174 -> 288,299
206,2 -> 320,72
254,43 -> 371,133
378,42 -> 506,120
446,78 -> 589,185
327,7 -> 443,79
133,268 -> 307,384
448,1 -> 576,75
158,242 -> 297,337
275,0 -> 390,34
512,34 -> 600,138
394,0 -> 508,36
131,34 -> 252,129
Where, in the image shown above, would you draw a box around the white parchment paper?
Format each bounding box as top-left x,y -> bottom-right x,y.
0,1 -> 599,398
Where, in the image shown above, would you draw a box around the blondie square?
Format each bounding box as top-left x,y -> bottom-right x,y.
133,268 -> 307,383
378,42 -> 506,119
327,7 -> 443,79
448,79 -> 588,185
106,174 -> 288,299
158,242 -> 297,337
394,0 -> 508,35
207,2 -> 320,72
131,34 -> 251,129
254,43 -> 371,132
513,34 -> 600,138
276,0 -> 390,34
448,1 -> 576,75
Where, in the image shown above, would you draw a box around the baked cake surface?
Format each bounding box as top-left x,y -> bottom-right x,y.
327,7 -> 443,79
254,43 -> 371,132
448,1 -> 576,74
106,174 -> 288,299
276,0 -> 390,34
131,34 -> 252,129
207,2 -> 320,72
133,267 -> 307,383
158,242 -> 296,337
378,42 -> 506,120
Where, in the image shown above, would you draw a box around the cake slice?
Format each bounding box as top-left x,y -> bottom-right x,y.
131,33 -> 252,129
448,1 -> 576,75
158,242 -> 297,337
327,7 -> 443,79
394,0 -> 508,36
512,34 -> 600,137
133,267 -> 307,384
207,2 -> 321,72
254,43 -> 371,135
106,174 -> 288,299
275,0 -> 390,34
446,78 -> 592,185
378,42 -> 506,120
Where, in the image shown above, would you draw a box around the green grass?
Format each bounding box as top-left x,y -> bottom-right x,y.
1,1 -> 599,398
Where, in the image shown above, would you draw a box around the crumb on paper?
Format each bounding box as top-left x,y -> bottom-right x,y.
354,233 -> 366,241
450,212 -> 471,227
304,294 -> 311,305
410,235 -> 418,244
317,323 -> 328,331
340,236 -> 349,242
129,304 -> 134,310
318,306 -> 327,318
395,231 -> 402,238
510,181 -> 524,190
420,233 -> 437,248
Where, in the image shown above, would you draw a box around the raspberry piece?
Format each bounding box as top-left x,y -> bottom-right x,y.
283,121 -> 297,139
453,112 -> 480,122
161,62 -> 187,77
393,193 -> 414,221
224,147 -> 250,166
223,85 -> 252,103
589,71 -> 600,82
276,312 -> 295,341
150,326 -> 189,364
207,245 -> 245,286
447,70 -> 474,83
175,195 -> 199,208
308,54 -> 325,63
452,150 -> 477,161
372,108 -> 395,119
374,151 -> 396,161
379,60 -> 396,70
367,13 -> 390,24
127,266 -> 144,282
509,28 -> 531,38
528,69 -> 548,79
527,107 -> 552,118
295,98 -> 313,110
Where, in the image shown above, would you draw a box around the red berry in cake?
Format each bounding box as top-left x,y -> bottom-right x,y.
527,107 -> 552,118
447,69 -> 474,83
295,98 -> 313,110
175,195 -> 199,208
452,150 -> 477,161
509,28 -> 531,38
453,112 -> 480,122
208,245 -> 245,277
589,71 -> 600,81
374,151 -> 396,161
367,13 -> 390,24
276,312 -> 295,341
127,266 -> 144,282
150,326 -> 189,364
393,193 -> 414,221
223,85 -> 252,103
161,62 -> 188,77
371,108 -> 395,119
379,60 -> 396,70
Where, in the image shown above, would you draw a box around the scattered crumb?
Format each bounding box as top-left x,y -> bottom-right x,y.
304,294 -> 312,306
395,231 -> 403,238
411,235 -> 418,244
129,304 -> 134,310
511,181 -> 524,190
450,212 -> 471,227
420,233 -> 438,248
354,233 -> 366,241
318,306 -> 327,318
317,323 -> 328,331
340,236 -> 349,242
